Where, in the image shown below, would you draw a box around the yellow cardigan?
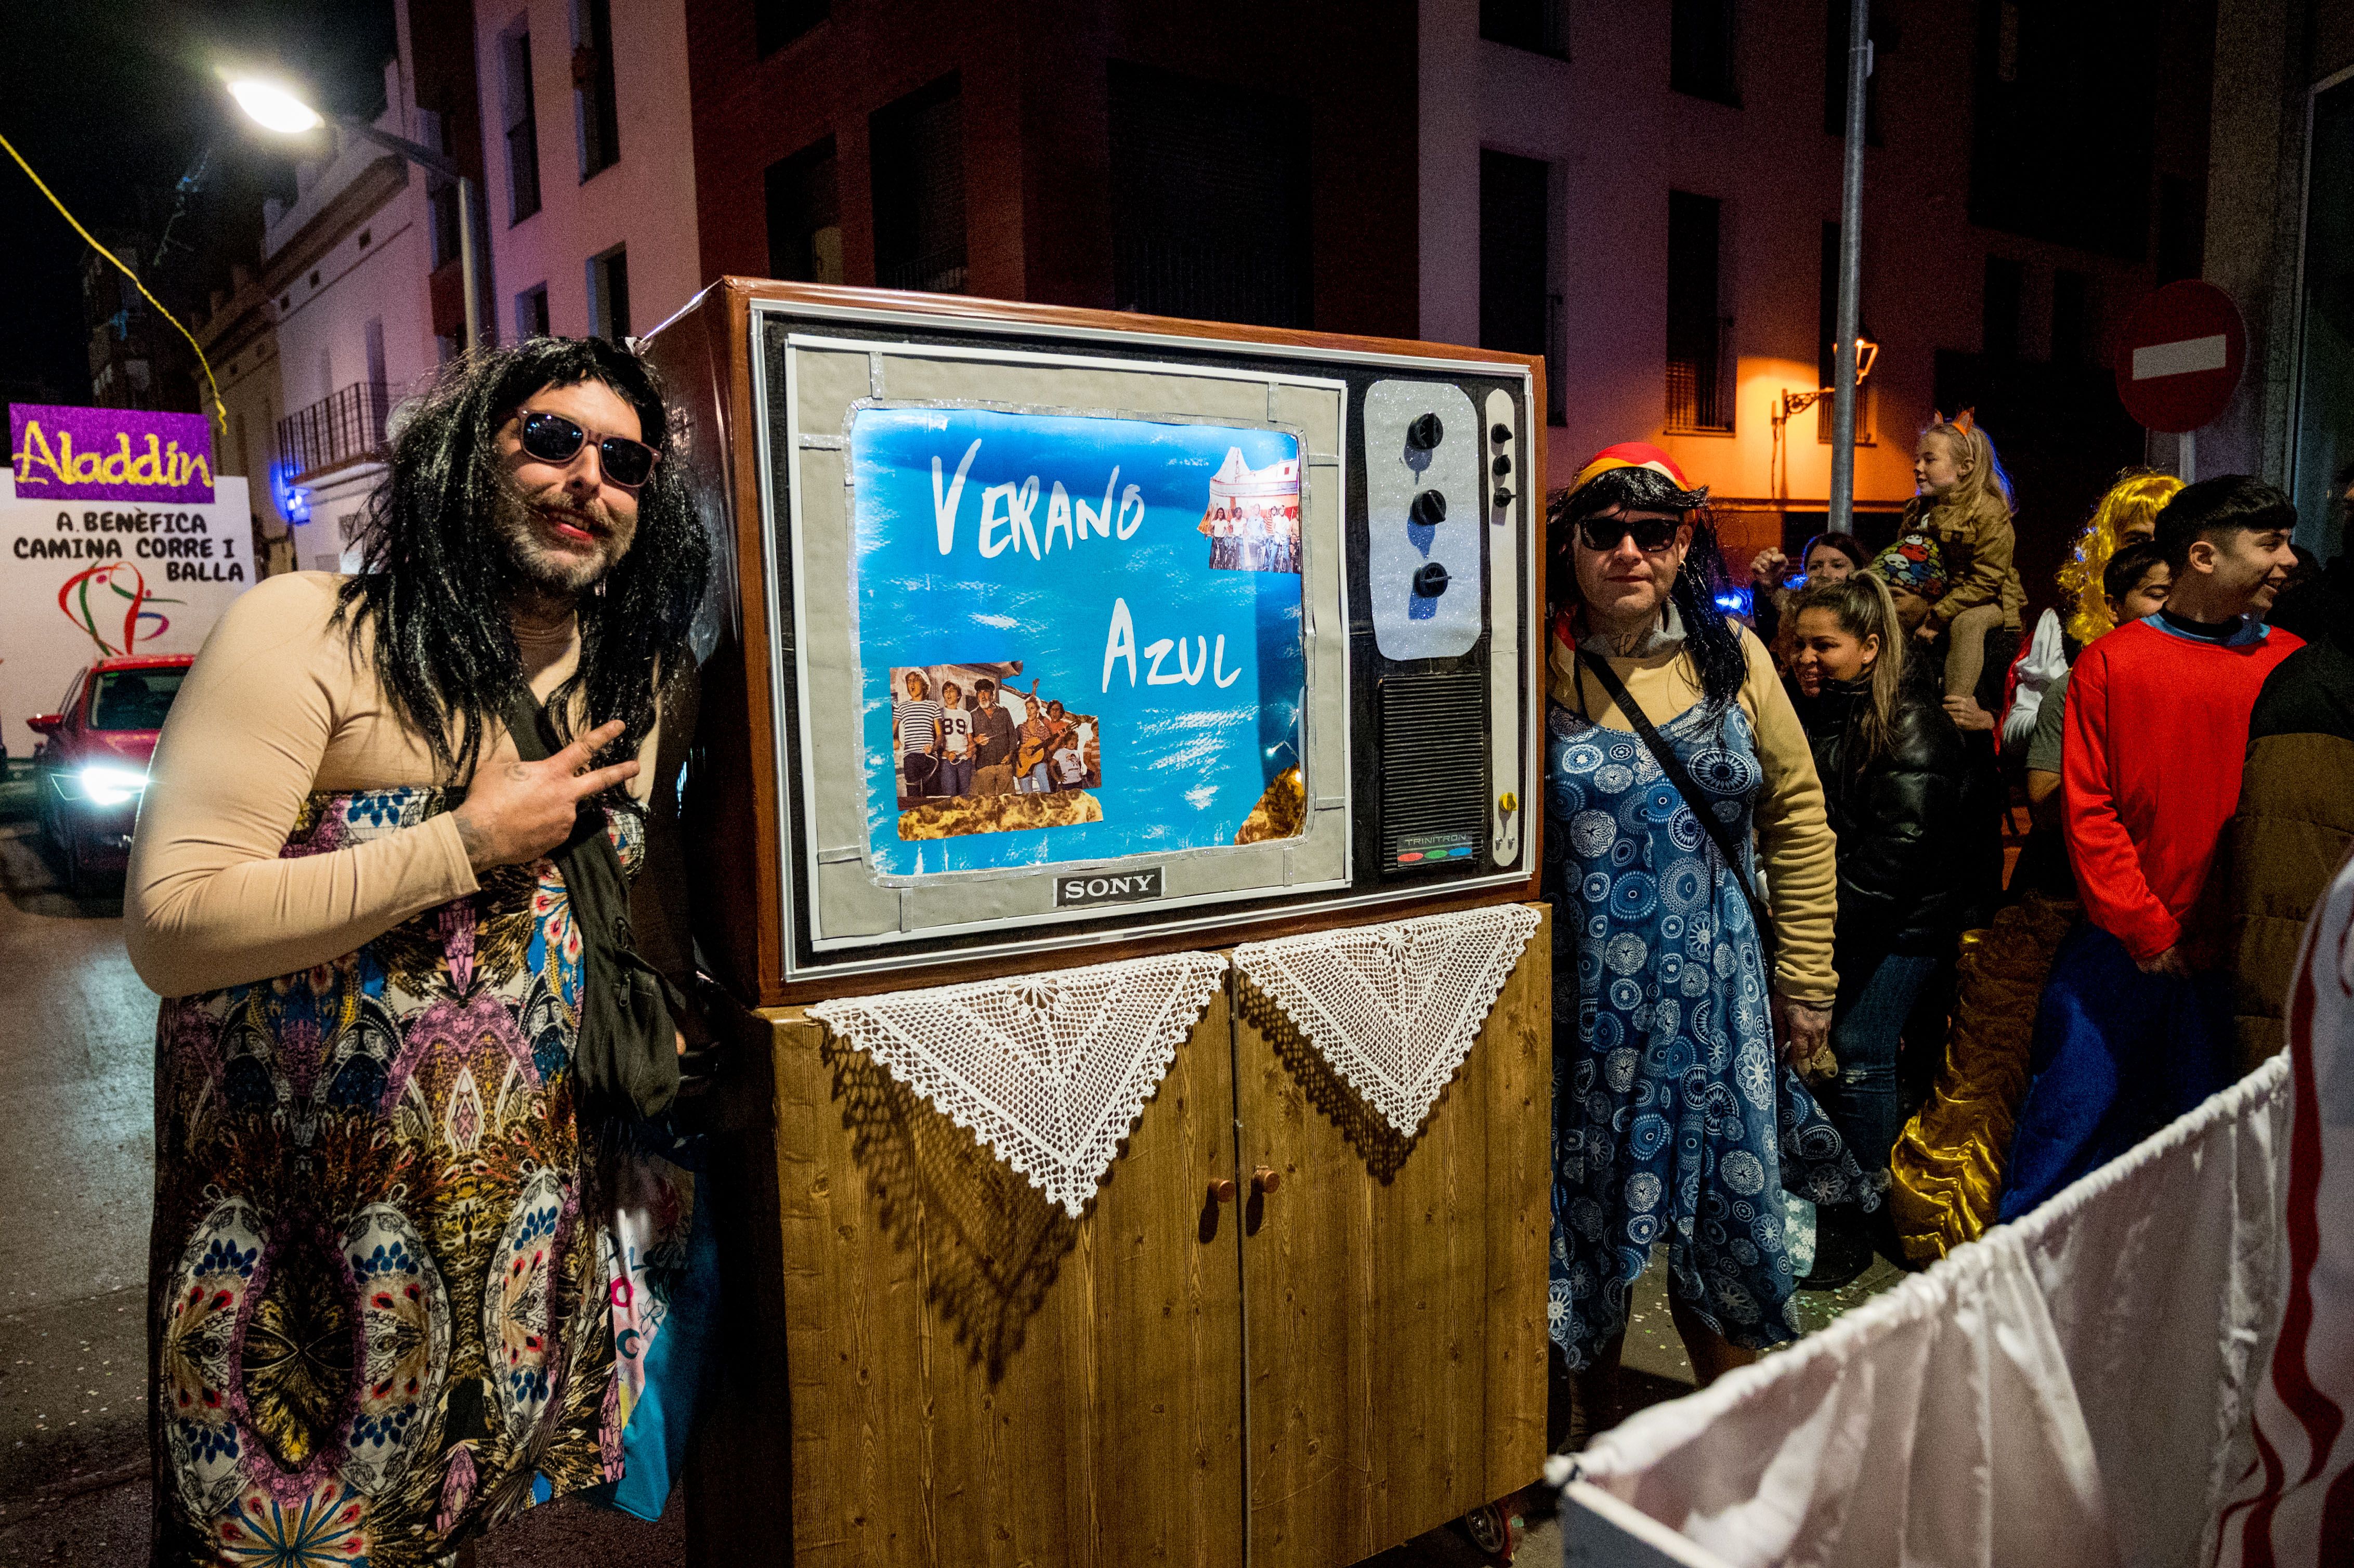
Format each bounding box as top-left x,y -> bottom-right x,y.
1548,618 -> 1840,1008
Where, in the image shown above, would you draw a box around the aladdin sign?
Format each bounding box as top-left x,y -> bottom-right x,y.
8,402 -> 215,504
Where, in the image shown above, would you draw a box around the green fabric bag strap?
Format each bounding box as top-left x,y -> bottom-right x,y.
505,693 -> 679,1120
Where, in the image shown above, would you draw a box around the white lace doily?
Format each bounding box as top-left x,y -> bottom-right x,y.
806,952 -> 1229,1217
1233,905 -> 1541,1136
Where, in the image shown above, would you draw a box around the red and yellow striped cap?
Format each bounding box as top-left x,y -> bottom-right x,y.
1567,441 -> 1695,497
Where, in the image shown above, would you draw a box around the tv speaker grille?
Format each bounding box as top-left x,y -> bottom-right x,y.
1377,672 -> 1488,874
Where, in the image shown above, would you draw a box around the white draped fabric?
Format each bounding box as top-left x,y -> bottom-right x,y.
2211,855 -> 2354,1567
1570,1048 -> 2295,1568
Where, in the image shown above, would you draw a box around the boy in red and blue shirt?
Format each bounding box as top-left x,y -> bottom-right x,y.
2001,476 -> 2303,1220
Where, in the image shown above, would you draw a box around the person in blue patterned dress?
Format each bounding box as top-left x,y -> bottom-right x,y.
1542,443 -> 1874,1430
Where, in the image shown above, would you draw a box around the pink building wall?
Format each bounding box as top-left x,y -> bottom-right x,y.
1419,0 -> 2177,558
469,0 -> 703,343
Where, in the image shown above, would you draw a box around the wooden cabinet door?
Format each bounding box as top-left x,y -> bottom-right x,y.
1233,906 -> 1552,1568
691,995 -> 1247,1568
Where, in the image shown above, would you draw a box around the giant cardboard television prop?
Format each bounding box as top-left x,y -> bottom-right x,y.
647,282 -> 1543,1005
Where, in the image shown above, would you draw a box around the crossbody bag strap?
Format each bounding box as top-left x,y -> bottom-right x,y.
1575,650 -> 1776,952
503,692 -> 632,907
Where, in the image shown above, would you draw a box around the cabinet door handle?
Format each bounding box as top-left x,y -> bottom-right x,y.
1209,1178 -> 1237,1204
1252,1166 -> 1282,1196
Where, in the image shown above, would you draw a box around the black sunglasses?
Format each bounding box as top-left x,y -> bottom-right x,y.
1576,513 -> 1683,553
517,409 -> 660,489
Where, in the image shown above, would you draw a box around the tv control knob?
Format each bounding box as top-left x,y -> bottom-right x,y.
1492,454 -> 1512,477
1408,489 -> 1447,528
1491,422 -> 1512,444
1493,487 -> 1515,509
1413,562 -> 1451,598
1407,412 -> 1445,450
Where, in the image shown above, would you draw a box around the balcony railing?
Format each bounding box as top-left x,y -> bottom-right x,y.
278,381 -> 389,481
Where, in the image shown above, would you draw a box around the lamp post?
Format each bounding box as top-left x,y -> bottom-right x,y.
228,77 -> 483,353
1827,0 -> 1872,533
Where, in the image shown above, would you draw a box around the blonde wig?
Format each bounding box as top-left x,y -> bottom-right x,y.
2057,469 -> 2183,645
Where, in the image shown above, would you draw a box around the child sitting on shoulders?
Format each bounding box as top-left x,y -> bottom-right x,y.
1905,411 -> 2026,704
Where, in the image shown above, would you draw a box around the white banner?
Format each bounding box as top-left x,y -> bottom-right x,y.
1,468 -> 254,749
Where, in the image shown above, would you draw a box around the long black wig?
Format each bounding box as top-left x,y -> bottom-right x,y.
1546,465 -> 1748,715
334,336 -> 711,782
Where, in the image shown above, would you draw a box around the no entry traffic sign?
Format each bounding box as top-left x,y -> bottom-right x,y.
2116,280 -> 2246,434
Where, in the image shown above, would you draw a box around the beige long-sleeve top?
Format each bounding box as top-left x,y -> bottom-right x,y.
125,571 -> 673,999
1548,614 -> 1841,1008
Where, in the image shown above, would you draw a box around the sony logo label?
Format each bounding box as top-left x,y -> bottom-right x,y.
1055,867 -> 1165,908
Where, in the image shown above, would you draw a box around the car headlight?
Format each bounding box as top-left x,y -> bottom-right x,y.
76,764 -> 150,807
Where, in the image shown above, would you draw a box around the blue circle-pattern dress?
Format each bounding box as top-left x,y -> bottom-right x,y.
1543,694 -> 1874,1369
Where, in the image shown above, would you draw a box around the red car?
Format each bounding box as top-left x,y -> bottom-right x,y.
27,654 -> 193,895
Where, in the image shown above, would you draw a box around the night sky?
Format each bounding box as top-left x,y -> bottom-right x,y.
0,0 -> 397,410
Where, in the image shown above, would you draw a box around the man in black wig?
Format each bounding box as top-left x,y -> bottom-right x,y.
127,336 -> 711,1562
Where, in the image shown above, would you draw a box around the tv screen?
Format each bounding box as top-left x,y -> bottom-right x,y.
851,406 -> 1309,877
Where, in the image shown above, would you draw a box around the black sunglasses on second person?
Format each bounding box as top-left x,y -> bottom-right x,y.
516,410 -> 661,489
1576,513 -> 1684,553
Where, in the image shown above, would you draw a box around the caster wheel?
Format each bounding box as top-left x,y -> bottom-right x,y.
1450,1500 -> 1516,1564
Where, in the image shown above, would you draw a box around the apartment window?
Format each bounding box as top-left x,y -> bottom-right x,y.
2052,270 -> 2091,365
871,75 -> 966,294
755,0 -> 827,55
429,178 -> 462,270
1983,255 -> 2024,360
573,0 -> 620,178
1480,0 -> 1564,58
765,137 -> 842,283
503,25 -> 542,221
1817,221 -> 1876,442
588,246 -> 631,340
1671,0 -> 1739,106
1665,191 -> 1731,433
516,283 -> 552,339
1968,1 -> 2154,256
1822,0 -> 1886,143
1480,150 -> 1563,424
1108,62 -> 1312,328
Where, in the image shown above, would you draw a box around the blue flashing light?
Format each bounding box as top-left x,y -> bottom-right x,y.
1714,586 -> 1754,616
270,461 -> 312,525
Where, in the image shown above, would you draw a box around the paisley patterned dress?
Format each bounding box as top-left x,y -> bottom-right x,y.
149,786 -> 674,1565
1544,697 -> 1873,1369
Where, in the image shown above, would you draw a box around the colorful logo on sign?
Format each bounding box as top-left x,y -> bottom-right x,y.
8,402 -> 215,503
58,561 -> 181,655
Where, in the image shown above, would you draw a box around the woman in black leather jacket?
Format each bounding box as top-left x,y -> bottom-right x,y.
1785,572 -> 1976,1283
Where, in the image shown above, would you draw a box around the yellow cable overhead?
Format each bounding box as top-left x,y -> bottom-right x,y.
0,129 -> 229,437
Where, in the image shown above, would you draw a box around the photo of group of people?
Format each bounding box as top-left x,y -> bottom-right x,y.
1197,447 -> 1301,574
890,660 -> 1104,831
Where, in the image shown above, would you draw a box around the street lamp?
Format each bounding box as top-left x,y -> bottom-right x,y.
1769,337 -> 1879,505
228,74 -> 484,352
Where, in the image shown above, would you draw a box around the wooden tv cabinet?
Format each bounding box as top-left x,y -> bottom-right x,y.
686,906 -> 1553,1567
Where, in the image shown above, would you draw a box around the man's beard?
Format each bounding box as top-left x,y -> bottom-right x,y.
488,477 -> 624,597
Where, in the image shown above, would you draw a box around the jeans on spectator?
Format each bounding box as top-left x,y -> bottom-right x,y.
1820,952 -> 1943,1188
1017,763 -> 1051,793
939,754 -> 972,796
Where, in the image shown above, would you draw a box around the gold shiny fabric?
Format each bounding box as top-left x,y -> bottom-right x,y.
1889,894 -> 2080,1265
